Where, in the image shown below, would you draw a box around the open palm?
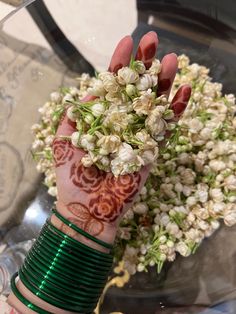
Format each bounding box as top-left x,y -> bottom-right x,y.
53,32 -> 191,242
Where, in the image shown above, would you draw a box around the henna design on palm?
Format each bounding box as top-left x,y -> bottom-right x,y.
53,139 -> 75,167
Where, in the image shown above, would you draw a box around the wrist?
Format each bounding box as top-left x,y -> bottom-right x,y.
9,216 -> 114,314
54,202 -> 117,253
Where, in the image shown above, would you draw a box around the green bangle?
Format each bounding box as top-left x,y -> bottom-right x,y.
24,251 -> 106,288
19,270 -> 94,313
27,249 -> 108,285
22,260 -> 103,295
19,268 -> 98,307
35,234 -> 110,269
15,219 -> 113,313
47,219 -> 113,260
11,272 -> 52,314
21,262 -> 101,298
52,208 -> 113,250
31,241 -> 108,279
40,222 -> 112,265
35,233 -> 111,272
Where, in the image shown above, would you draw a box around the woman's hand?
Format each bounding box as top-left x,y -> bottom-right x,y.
53,32 -> 191,247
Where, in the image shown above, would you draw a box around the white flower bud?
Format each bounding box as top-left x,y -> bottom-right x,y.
176,241 -> 191,257
149,260 -> 155,267
134,60 -> 146,74
31,123 -> 42,133
123,209 -> 134,220
166,222 -> 179,235
160,214 -> 170,226
149,59 -> 161,74
152,225 -> 160,233
71,132 -> 80,147
32,139 -> 44,152
117,67 -> 139,85
210,188 -> 224,202
159,253 -> 167,261
45,135 -> 54,146
97,135 -> 121,154
167,253 -> 176,262
81,154 -> 93,167
159,235 -> 167,244
189,118 -> 203,133
62,94 -> 73,104
84,113 -> 94,124
50,91 -> 62,103
99,148 -> 109,156
140,186 -> 147,196
212,202 -> 224,214
186,196 -> 197,207
137,263 -> 145,272
224,211 -> 236,226
183,186 -> 192,197
91,103 -> 105,117
100,156 -> 110,167
69,87 -> 79,97
187,212 -> 195,223
160,203 -> 169,212
174,182 -> 183,193
48,186 -> 57,197
99,72 -> 120,93
229,195 -> 236,202
198,191 -> 208,204
140,244 -> 147,255
225,175 -> 236,190
209,160 -> 226,172
117,143 -> 136,162
88,80 -> 106,96
80,134 -> 95,151
198,220 -> 209,231
67,106 -> 79,122
141,149 -> 158,165
136,74 -> 157,91
126,84 -> 137,97
166,240 -> 174,248
211,220 -> 220,230
133,202 -> 148,215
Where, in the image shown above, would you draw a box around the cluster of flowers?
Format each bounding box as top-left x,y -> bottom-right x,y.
31,55 -> 236,275
65,59 -> 174,176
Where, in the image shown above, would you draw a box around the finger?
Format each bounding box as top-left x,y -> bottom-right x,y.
135,31 -> 158,69
157,53 -> 178,97
108,35 -> 133,73
158,85 -> 191,146
171,84 -> 192,120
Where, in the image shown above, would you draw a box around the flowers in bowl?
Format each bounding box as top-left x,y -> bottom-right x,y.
31,55 -> 236,274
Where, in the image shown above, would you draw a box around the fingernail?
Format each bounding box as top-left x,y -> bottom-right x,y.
172,102 -> 188,116
172,86 -> 191,116
157,78 -> 171,94
112,63 -> 123,73
182,85 -> 191,101
143,42 -> 156,60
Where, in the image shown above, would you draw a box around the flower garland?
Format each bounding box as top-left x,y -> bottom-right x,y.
31,55 -> 236,274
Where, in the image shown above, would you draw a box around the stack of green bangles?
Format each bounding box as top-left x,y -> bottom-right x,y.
11,209 -> 113,314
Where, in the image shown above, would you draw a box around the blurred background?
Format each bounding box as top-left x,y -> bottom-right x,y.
0,1 -> 236,313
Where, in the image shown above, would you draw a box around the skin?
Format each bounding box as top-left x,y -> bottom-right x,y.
8,31 -> 191,314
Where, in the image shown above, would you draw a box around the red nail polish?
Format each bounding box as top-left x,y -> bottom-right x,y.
143,42 -> 156,60
110,63 -> 123,73
136,46 -> 143,60
157,78 -> 171,94
172,102 -> 187,116
182,86 -> 191,101
67,118 -> 76,128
